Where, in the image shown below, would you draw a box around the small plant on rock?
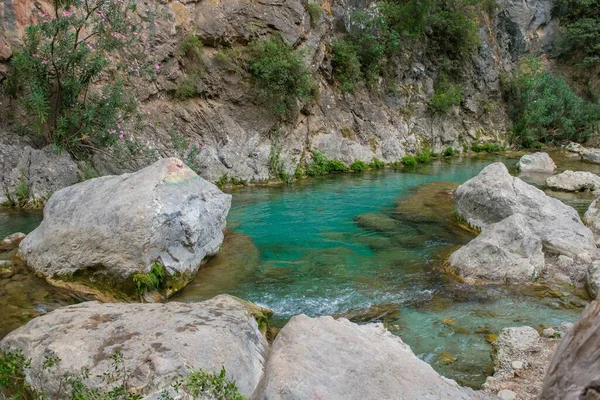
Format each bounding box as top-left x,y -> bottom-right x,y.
133,263 -> 166,295
401,155 -> 417,167
350,160 -> 368,172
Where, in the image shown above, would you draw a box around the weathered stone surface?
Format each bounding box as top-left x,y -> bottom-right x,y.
454,162 -> 596,283
546,170 -> 600,192
584,197 -> 600,245
0,295 -> 270,398
586,260 -> 600,299
19,158 -> 231,298
354,212 -> 401,235
516,152 -> 556,173
0,232 -> 26,251
583,149 -> 600,164
254,314 -> 489,399
540,301 -> 600,400
449,213 -> 544,283
0,144 -> 79,205
492,326 -> 540,376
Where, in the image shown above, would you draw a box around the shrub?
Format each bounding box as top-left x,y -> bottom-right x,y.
306,150 -> 329,176
369,158 -> 385,169
294,166 -> 305,179
326,159 -> 349,172
443,146 -> 456,157
248,35 -> 316,117
507,57 -> 600,147
10,0 -> 144,157
179,34 -> 204,61
350,160 -> 368,172
306,3 -> 323,28
553,0 -> 600,69
174,79 -> 197,99
401,155 -> 417,167
472,142 -> 502,153
416,148 -> 433,163
429,74 -> 463,114
332,39 -> 362,92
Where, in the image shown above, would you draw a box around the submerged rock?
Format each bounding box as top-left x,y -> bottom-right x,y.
0,232 -> 25,251
0,295 -> 270,398
453,162 -> 596,285
18,158 -> 231,299
516,152 -> 556,173
254,314 -> 489,399
354,212 -> 402,236
540,301 -> 600,400
448,214 -> 544,283
546,170 -> 600,192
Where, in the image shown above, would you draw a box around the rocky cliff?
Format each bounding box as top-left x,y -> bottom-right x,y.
0,0 -> 557,185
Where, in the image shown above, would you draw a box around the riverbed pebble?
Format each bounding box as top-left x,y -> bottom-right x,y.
497,389 -> 517,400
511,360 -> 523,370
542,328 -> 556,338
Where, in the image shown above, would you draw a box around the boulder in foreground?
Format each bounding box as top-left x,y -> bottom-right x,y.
18,158 -> 231,299
0,295 -> 270,398
516,152 -> 556,173
254,314 -> 489,399
540,301 -> 600,400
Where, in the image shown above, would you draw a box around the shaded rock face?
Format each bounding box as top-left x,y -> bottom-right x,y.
546,170 -> 600,192
0,295 -> 270,398
253,314 -> 489,400
1,0 -> 557,182
516,152 -> 556,173
584,198 -> 600,246
448,213 -> 544,283
586,260 -> 600,299
0,144 -> 79,205
19,158 -> 231,298
540,301 -> 600,400
453,162 -> 596,285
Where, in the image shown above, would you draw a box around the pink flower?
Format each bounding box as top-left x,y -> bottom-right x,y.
63,11 -> 72,17
201,145 -> 206,150
119,133 -> 124,139
154,64 -> 160,71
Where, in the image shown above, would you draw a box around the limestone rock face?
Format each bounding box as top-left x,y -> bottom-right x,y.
546,170 -> 600,192
253,314 -> 489,400
19,158 -> 231,297
516,152 -> 556,173
448,213 -> 544,283
540,301 -> 600,400
586,260 -> 600,299
0,144 -> 79,205
454,162 -> 596,272
0,295 -> 270,399
492,326 -> 541,376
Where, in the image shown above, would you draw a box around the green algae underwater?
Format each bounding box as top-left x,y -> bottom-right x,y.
2,151 -> 598,388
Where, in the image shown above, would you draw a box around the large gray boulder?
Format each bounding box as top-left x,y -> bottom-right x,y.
492,326 -> 541,376
0,295 -> 270,399
448,213 -> 544,283
584,197 -> 600,245
0,144 -> 79,206
540,301 -> 600,400
546,170 -> 600,192
253,315 -> 489,400
19,158 -> 231,299
516,152 -> 556,173
454,163 -> 596,282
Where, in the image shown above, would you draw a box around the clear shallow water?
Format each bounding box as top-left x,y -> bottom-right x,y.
0,150 -> 595,387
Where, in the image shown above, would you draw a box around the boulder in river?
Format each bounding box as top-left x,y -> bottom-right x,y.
254,314 -> 489,399
546,170 -> 600,192
0,295 -> 270,398
448,213 -> 544,283
492,326 -> 540,376
18,158 -> 231,299
516,152 -> 556,173
0,232 -> 26,251
540,301 -> 600,400
453,162 -> 596,285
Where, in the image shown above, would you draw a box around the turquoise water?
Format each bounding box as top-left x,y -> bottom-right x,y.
175,154 -> 587,388
0,152 -> 591,387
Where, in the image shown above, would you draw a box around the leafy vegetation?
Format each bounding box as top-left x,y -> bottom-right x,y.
416,148 -> 433,163
133,263 -> 166,295
471,142 -> 503,152
170,131 -> 203,173
9,0 -> 147,158
248,35 -> 316,118
331,0 -> 483,89
179,34 -> 204,60
553,0 -> 600,69
306,3 -> 323,28
428,74 -> 463,114
443,146 -> 456,157
327,159 -> 349,172
268,142 -> 292,182
369,158 -> 385,169
0,349 -> 245,400
506,57 -> 600,147
350,160 -> 368,172
401,154 -> 417,167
